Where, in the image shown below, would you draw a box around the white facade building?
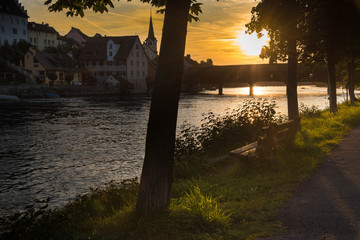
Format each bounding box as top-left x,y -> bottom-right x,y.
0,0 -> 28,46
79,36 -> 148,93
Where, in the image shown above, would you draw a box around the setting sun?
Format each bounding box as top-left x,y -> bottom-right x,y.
237,30 -> 269,56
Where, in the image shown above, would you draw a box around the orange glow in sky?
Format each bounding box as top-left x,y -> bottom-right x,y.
21,0 -> 269,65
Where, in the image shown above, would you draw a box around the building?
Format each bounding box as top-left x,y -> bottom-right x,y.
142,14 -> 158,61
65,27 -> 88,47
79,35 -> 148,93
0,0 -> 29,46
22,48 -> 80,86
28,22 -> 63,50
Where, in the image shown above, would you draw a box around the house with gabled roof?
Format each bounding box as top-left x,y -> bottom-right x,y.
79,35 -> 148,93
28,22 -> 64,50
65,27 -> 88,47
22,48 -> 81,86
0,0 -> 29,46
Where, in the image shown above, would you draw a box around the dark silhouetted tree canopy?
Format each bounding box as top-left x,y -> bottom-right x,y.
246,0 -> 303,119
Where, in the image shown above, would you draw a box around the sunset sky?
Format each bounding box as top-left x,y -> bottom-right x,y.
21,0 -> 269,65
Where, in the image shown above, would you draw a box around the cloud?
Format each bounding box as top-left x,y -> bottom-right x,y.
20,0 -> 266,65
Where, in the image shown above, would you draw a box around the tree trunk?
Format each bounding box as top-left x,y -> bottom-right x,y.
348,57 -> 356,105
136,0 -> 191,212
286,37 -> 299,119
327,44 -> 337,113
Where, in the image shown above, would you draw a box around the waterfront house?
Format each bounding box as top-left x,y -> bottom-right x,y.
78,35 -> 148,93
28,22 -> 64,50
22,48 -> 81,86
0,0 -> 28,46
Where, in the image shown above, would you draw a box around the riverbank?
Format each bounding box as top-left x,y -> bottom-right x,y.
0,85 -> 129,98
2,102 -> 360,239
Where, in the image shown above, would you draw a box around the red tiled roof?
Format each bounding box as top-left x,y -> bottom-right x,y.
33,50 -> 77,71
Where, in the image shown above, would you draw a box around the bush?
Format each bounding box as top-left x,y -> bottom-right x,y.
175,99 -> 283,159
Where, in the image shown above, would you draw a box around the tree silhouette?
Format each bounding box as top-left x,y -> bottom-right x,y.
246,0 -> 302,119
300,0 -> 360,112
45,0 -> 202,212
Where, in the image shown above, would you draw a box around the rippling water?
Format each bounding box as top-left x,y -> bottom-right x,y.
0,86 -> 357,216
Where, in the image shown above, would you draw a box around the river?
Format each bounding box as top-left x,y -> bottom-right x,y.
0,86 -> 357,216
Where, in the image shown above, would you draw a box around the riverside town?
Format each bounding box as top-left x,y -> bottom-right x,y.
1,0 -> 360,239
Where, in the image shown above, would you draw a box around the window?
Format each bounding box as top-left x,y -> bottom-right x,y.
34,38 -> 37,43
12,28 -> 17,34
30,37 -> 32,43
100,71 -> 104,76
21,19 -> 25,26
99,61 -> 103,66
59,73 -> 63,80
23,29 -> 26,35
109,44 -> 112,49
44,39 -> 47,45
109,51 -> 112,57
136,52 -> 139,57
131,71 -> 133,76
52,40 -> 54,46
15,18 -> 19,24
130,60 -> 133,66
48,40 -> 50,45
142,61 -> 145,67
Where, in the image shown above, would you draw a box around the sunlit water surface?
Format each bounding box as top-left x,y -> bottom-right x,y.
0,86 -> 357,216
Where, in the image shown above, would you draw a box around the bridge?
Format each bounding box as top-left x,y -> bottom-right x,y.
183,63 -> 328,95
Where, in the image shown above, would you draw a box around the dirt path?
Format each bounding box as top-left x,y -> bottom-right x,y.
264,125 -> 360,240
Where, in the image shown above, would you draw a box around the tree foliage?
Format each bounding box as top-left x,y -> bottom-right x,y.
44,0 -> 204,22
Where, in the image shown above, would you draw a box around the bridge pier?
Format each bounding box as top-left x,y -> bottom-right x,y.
218,84 -> 223,95
249,83 -> 254,96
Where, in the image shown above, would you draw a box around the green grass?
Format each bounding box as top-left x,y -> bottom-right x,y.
2,102 -> 360,240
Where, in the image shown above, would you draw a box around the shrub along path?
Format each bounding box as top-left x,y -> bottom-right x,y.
264,124 -> 360,240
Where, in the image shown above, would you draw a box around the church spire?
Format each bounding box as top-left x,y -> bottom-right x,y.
147,12 -> 156,42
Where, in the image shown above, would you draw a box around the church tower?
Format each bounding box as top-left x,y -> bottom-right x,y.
144,13 -> 157,54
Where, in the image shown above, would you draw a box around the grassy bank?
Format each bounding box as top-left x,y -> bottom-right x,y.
2,102 -> 360,240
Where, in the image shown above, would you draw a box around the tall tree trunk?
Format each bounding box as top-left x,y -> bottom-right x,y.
327,44 -> 337,113
348,57 -> 356,105
136,0 -> 191,212
287,37 -> 299,119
